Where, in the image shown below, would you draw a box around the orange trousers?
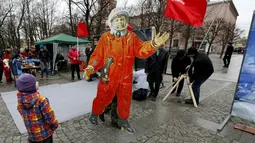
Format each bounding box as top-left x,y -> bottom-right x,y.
92,81 -> 132,120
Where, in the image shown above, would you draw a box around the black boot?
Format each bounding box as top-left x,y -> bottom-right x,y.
89,113 -> 98,125
99,113 -> 105,122
118,119 -> 135,134
111,121 -> 121,129
185,99 -> 193,104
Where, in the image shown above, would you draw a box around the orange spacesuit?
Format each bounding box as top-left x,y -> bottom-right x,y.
88,32 -> 155,119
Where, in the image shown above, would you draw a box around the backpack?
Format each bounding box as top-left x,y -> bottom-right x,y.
132,88 -> 148,101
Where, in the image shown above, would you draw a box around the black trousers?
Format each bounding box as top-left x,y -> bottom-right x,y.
149,82 -> 161,98
71,64 -> 80,79
223,55 -> 231,66
104,95 -> 119,123
192,75 -> 209,104
171,78 -> 184,94
29,136 -> 53,143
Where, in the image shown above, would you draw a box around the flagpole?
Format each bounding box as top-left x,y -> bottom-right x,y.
77,37 -> 79,59
198,0 -> 225,51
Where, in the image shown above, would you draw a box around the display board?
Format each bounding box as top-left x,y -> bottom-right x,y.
231,11 -> 255,122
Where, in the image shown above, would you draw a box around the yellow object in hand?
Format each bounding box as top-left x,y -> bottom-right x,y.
83,65 -> 94,80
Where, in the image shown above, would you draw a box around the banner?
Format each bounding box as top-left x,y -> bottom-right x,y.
164,0 -> 207,26
231,11 -> 255,122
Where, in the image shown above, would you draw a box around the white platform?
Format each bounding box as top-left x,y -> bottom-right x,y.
1,80 -> 98,134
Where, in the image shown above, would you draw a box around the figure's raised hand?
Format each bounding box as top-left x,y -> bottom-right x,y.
151,26 -> 169,49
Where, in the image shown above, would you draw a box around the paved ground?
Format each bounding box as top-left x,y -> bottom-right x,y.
1,54 -> 255,143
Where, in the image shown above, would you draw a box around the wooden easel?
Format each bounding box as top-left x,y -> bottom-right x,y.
162,74 -> 198,108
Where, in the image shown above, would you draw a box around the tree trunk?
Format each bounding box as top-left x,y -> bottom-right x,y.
184,25 -> 191,51
95,0 -> 103,35
24,22 -> 29,48
0,34 -> 6,48
26,0 -> 32,47
69,0 -> 74,36
168,20 -> 174,53
17,2 -> 25,48
140,6 -> 144,28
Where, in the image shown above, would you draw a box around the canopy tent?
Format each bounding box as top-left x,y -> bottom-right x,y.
35,33 -> 91,73
35,33 -> 90,45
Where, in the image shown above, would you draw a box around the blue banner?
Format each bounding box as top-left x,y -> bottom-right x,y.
232,11 -> 255,121
235,13 -> 255,103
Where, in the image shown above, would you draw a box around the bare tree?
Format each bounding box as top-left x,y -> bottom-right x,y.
203,18 -> 224,55
161,18 -> 181,51
154,0 -> 167,32
0,0 -> 13,48
229,27 -> 245,43
71,0 -> 115,37
95,0 -> 115,35
218,22 -> 235,58
182,24 -> 192,51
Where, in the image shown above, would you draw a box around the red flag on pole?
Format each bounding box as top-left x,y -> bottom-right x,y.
164,0 -> 207,27
77,22 -> 88,37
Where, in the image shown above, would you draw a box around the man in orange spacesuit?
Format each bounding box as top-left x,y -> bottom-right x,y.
84,8 -> 169,134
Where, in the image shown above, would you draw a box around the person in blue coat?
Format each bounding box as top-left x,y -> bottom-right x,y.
12,54 -> 23,78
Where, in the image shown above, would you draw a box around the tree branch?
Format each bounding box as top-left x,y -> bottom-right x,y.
0,7 -> 13,28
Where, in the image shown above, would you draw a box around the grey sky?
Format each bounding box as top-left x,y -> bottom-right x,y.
117,0 -> 254,37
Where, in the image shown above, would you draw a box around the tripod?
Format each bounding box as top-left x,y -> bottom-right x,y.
162,74 -> 198,108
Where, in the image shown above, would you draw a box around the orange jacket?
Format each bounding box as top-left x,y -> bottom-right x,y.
88,32 -> 156,85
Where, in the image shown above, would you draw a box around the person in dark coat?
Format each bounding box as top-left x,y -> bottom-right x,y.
171,49 -> 191,96
85,43 -> 98,81
186,48 -> 214,105
38,45 -> 50,80
55,52 -> 66,72
223,42 -> 234,67
28,46 -> 38,59
145,48 -> 169,101
85,43 -> 94,65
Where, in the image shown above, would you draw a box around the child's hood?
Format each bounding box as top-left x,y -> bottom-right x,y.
17,92 -> 39,108
16,74 -> 37,93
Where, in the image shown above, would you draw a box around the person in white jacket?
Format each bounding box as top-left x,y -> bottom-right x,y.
133,69 -> 149,91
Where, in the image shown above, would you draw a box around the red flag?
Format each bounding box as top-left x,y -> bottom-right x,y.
127,24 -> 134,31
164,0 -> 207,27
77,22 -> 88,37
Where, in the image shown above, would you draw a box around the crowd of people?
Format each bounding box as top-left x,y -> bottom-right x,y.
0,45 -> 51,83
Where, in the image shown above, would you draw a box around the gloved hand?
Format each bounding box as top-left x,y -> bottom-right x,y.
83,65 -> 94,80
173,77 -> 178,82
151,26 -> 169,49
